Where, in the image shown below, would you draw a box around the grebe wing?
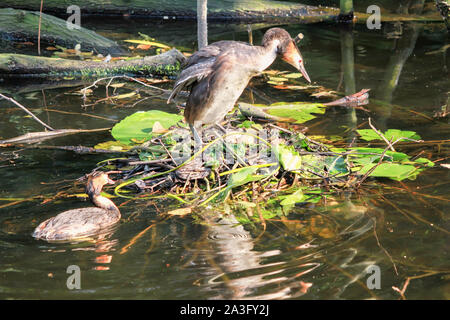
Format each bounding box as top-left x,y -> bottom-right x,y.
167,57 -> 215,104
33,207 -> 120,241
184,56 -> 238,124
167,41 -> 251,103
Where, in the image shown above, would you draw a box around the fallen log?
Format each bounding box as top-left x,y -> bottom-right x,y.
0,0 -> 336,23
0,48 -> 185,79
0,8 -> 125,55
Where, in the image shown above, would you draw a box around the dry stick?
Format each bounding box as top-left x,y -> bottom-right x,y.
381,183 -> 450,202
120,216 -> 171,254
378,193 -> 418,224
11,144 -> 123,155
158,138 -> 178,166
325,259 -> 379,299
356,145 -> 390,188
392,278 -> 409,300
380,192 -> 450,235
81,75 -> 170,101
368,117 -> 395,152
38,0 -> 44,55
372,218 -> 399,275
392,271 -> 441,300
356,136 -> 409,188
402,207 -> 450,235
0,93 -> 54,131
43,108 -> 118,122
398,180 -> 446,218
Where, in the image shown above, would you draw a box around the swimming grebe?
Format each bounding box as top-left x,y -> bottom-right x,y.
33,172 -> 120,241
167,27 -> 311,145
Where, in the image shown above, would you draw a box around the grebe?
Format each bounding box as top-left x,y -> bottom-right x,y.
33,172 -> 120,241
167,27 -> 311,145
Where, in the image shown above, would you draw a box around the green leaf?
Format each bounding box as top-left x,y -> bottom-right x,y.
384,129 -> 421,141
413,157 -> 434,167
266,102 -> 327,124
280,189 -> 307,206
274,144 -> 349,178
239,102 -> 327,124
356,129 -> 383,141
237,120 -> 255,129
111,110 -> 183,145
94,140 -> 132,151
357,163 -> 418,181
357,129 -> 421,142
227,167 -> 266,188
274,144 -> 302,171
345,147 -> 409,162
216,167 -> 267,202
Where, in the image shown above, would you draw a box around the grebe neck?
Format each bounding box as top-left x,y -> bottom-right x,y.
253,41 -> 279,73
89,193 -> 119,212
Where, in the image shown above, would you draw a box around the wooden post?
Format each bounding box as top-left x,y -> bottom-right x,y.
340,0 -> 353,15
339,28 -> 357,126
338,0 -> 354,23
197,0 -> 208,49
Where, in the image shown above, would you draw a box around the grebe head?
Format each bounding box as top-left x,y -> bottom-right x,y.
262,28 -> 311,83
86,171 -> 115,197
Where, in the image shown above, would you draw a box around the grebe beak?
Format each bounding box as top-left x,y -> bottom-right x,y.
282,41 -> 311,83
297,60 -> 311,83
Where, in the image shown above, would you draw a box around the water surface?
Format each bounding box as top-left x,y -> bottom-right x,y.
0,18 -> 449,299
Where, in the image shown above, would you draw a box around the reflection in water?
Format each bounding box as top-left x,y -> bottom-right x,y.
339,27 -> 357,129
376,24 -> 421,104
39,229 -> 120,271
0,15 -> 448,299
186,206 -> 379,300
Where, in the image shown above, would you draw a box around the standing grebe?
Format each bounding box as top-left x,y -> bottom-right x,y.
33,172 -> 120,241
167,27 -> 311,145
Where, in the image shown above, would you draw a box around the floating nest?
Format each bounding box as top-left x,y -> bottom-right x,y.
95,115 -> 433,214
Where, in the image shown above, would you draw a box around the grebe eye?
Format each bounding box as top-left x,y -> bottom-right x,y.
299,59 -> 302,63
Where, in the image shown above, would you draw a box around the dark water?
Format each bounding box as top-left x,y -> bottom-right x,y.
0,18 -> 449,300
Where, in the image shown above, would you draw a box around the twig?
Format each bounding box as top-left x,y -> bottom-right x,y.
372,218 -> 398,275
158,138 -> 178,166
119,216 -> 171,254
356,136 -> 407,188
368,117 -> 395,151
120,222 -> 156,254
392,278 -> 409,300
356,144 -> 390,188
38,0 -> 44,55
0,93 -> 54,131
81,75 -> 171,101
42,108 -> 118,122
392,271 -> 442,300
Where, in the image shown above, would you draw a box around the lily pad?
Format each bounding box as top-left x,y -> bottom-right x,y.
357,163 -> 418,181
111,110 -> 183,145
357,129 -> 421,142
267,102 -> 327,124
239,102 -> 327,124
